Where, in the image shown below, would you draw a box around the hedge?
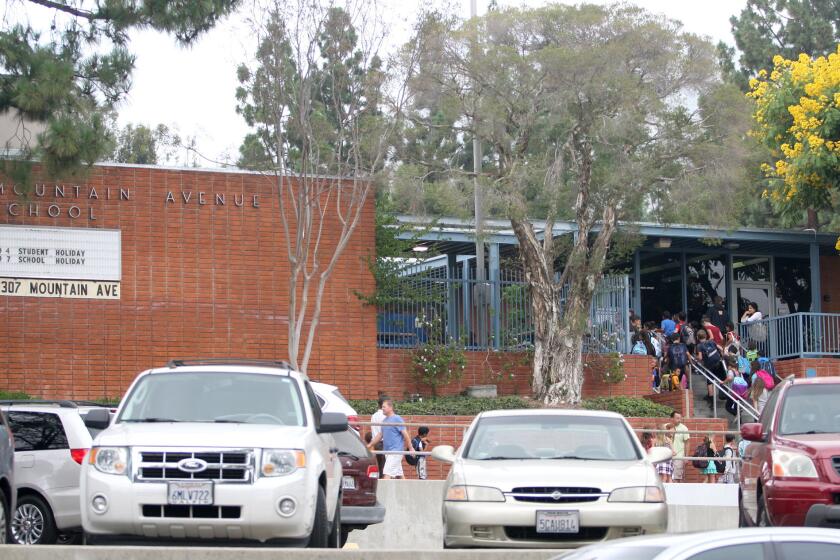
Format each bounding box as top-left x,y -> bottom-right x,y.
581,396 -> 673,418
349,395 -> 535,416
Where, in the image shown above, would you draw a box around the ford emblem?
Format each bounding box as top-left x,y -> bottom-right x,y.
177,458 -> 208,473
551,491 -> 563,501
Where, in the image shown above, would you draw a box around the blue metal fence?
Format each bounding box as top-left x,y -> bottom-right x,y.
738,312 -> 840,360
377,272 -> 630,354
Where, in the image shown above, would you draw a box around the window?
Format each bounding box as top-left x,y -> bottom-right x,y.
686,542 -> 766,560
462,415 -> 640,461
774,258 -> 811,315
686,255 -> 727,323
7,411 -> 69,451
333,430 -> 370,457
776,541 -> 840,559
304,382 -> 322,427
733,256 -> 770,282
118,372 -> 306,426
778,384 -> 840,436
759,386 -> 782,434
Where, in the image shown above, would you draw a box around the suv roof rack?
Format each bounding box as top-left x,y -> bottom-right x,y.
0,399 -> 78,408
166,358 -> 294,370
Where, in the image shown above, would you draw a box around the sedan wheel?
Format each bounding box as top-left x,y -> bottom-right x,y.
11,496 -> 57,545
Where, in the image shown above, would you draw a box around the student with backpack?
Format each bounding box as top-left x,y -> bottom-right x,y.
666,332 -> 689,389
695,435 -> 720,483
719,435 -> 740,484
696,330 -> 726,403
405,426 -> 430,479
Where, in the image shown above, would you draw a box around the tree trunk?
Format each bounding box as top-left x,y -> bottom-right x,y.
534,331 -> 584,405
807,208 -> 818,230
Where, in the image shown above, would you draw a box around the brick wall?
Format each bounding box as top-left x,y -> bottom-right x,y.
377,349 -> 658,400
821,255 -> 840,314
647,389 -> 692,417
773,357 -> 840,379
364,414 -> 728,483
0,165 -> 378,399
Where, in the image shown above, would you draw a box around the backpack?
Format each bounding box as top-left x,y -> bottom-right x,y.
756,369 -> 775,391
650,334 -> 662,358
714,450 -> 726,474
700,340 -> 722,369
692,444 -> 708,469
405,436 -> 422,466
737,355 -> 751,375
669,343 -> 688,368
632,340 -> 647,355
680,324 -> 696,345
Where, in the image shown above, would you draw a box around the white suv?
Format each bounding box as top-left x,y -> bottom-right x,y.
0,401 -> 110,545
80,359 -> 346,547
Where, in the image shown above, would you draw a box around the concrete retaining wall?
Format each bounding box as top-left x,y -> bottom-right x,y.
348,480 -> 739,549
0,548 -> 559,560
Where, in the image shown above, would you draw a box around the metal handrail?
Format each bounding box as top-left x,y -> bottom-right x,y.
689,356 -> 759,426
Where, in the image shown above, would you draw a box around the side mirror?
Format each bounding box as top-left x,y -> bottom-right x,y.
317,412 -> 348,434
84,408 -> 111,430
741,423 -> 765,442
648,446 -> 673,464
431,445 -> 456,464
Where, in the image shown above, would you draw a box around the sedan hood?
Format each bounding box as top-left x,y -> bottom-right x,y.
95,422 -> 310,449
457,458 -> 655,492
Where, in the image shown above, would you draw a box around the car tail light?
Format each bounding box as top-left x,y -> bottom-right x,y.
71,448 -> 89,465
366,464 -> 379,479
348,415 -> 360,431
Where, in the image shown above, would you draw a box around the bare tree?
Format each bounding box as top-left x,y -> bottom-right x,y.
236,0 -> 415,372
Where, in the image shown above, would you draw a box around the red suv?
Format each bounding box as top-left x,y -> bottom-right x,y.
740,376 -> 840,527
332,429 -> 385,545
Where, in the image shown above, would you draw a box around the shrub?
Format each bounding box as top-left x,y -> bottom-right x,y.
581,396 -> 673,417
349,395 -> 534,416
0,391 -> 31,400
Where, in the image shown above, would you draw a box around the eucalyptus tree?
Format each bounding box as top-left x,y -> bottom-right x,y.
404,4 -> 729,404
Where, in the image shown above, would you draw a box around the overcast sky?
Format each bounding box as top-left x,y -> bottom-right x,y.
111,0 -> 747,166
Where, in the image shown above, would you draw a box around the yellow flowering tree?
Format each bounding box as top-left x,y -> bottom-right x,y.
748,48 -> 840,230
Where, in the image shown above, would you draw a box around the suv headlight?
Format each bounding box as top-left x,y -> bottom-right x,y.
89,447 -> 130,476
609,486 -> 665,503
771,449 -> 819,478
261,449 -> 306,477
445,485 -> 505,502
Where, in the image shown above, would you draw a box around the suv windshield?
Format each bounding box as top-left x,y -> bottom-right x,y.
779,383 -> 840,436
119,372 -> 305,426
463,415 -> 640,461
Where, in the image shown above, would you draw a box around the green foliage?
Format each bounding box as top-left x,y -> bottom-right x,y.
109,122 -> 178,165
581,396 -> 673,418
726,0 -> 840,89
349,395 -> 534,416
0,0 -> 239,184
411,313 -> 466,396
597,353 -> 627,384
0,390 -> 31,400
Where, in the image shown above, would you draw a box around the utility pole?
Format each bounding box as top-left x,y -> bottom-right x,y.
470,0 -> 485,283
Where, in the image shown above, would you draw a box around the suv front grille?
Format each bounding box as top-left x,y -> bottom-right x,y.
142,505 -> 241,519
134,448 -> 254,483
507,487 -> 604,504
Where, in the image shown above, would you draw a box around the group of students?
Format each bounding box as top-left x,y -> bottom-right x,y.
630,300 -> 774,417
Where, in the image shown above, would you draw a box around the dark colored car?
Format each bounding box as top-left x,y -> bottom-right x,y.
333,429 -> 385,545
740,376 -> 840,527
0,408 -> 15,544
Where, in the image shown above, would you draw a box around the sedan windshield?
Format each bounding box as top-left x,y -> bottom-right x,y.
119,372 -> 305,426
779,384 -> 840,436
463,415 -> 640,461
561,545 -> 667,560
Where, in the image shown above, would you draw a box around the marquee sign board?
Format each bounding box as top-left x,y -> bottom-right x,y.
0,225 -> 121,281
